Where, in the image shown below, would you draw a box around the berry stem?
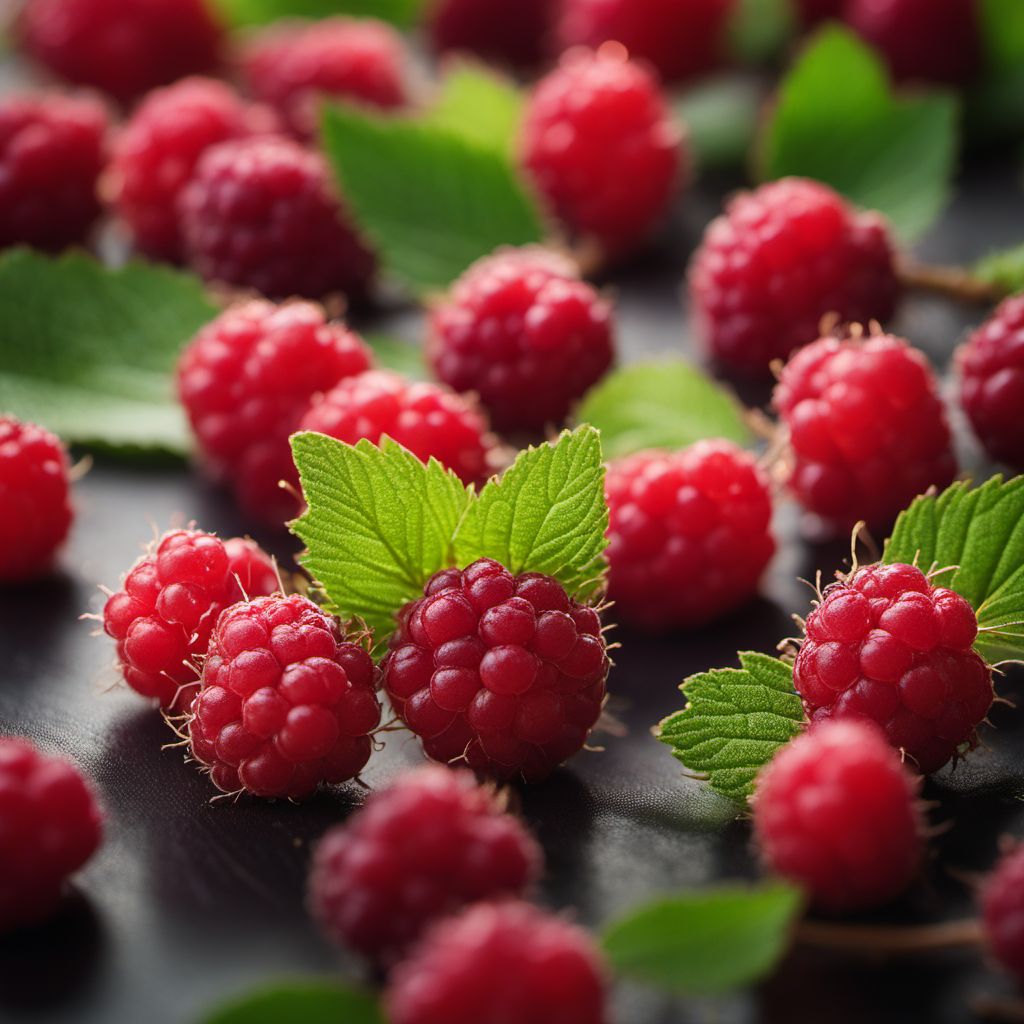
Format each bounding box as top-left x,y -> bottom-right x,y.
795,918 -> 985,955
898,258 -> 1005,305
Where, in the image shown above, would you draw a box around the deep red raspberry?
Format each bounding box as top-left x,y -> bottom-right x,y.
429,0 -> 556,70
0,415 -> 73,582
308,765 -> 541,965
383,558 -> 610,783
0,737 -> 102,931
522,46 -> 682,257
981,845 -> 1024,981
605,441 -> 775,630
428,248 -> 615,431
386,900 -> 609,1024
794,0 -> 844,24
753,719 -> 923,912
689,178 -> 900,372
177,299 -> 373,525
794,562 -> 993,774
178,135 -> 375,301
774,331 -> 956,532
187,594 -> 381,799
102,529 -> 278,710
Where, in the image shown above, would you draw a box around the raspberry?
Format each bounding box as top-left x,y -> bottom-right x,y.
0,415 -> 73,582
177,299 -> 373,525
102,529 -> 278,710
605,441 -> 775,630
521,46 -> 682,257
383,558 -> 610,783
428,248 -> 615,431
429,0 -> 556,70
0,737 -> 102,931
386,901 -> 609,1024
186,594 -> 381,799
793,562 -> 993,773
308,765 -> 541,965
773,331 -> 956,532
794,0 -> 844,24
689,178 -> 900,372
752,719 -> 923,912
178,135 -> 375,301
0,92 -> 108,252
981,845 -> 1024,981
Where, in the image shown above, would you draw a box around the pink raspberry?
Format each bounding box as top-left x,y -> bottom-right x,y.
794,562 -> 993,774
774,331 -> 956,532
982,845 -> 1024,981
605,441 -> 775,630
0,737 -> 102,931
177,300 -> 373,525
386,901 -> 609,1024
186,594 -> 382,799
522,46 -> 682,257
102,529 -> 278,710
428,248 -> 615,431
752,719 -> 924,912
429,0 -> 557,70
0,415 -> 73,583
383,558 -> 610,784
689,178 -> 900,372
308,765 -> 541,966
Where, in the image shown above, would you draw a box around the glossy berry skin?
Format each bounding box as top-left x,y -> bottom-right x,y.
690,178 -> 899,372
102,529 -> 278,710
522,46 -> 682,257
309,766 -> 541,966
605,441 -> 775,630
428,248 -> 615,431
753,719 -> 923,912
982,845 -> 1024,981
429,0 -> 556,70
0,415 -> 73,583
387,900 -> 609,1024
774,332 -> 956,532
794,563 -> 993,774
383,558 -> 609,783
187,594 -> 381,799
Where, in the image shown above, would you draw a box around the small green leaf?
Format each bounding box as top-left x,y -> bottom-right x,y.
429,62 -> 524,155
675,75 -> 764,171
729,0 -> 796,65
363,334 -> 428,379
200,979 -> 382,1024
974,242 -> 1024,296
212,0 -> 423,28
657,652 -> 804,803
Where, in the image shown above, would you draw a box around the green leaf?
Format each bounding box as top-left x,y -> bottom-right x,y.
980,0 -> 1024,73
759,26 -> 959,242
729,0 -> 796,65
576,361 -> 752,460
966,0 -> 1024,143
974,242 -> 1024,296
212,0 -> 423,28
363,334 -> 428,379
429,62 -> 524,155
602,882 -> 802,995
0,249 -> 216,456
657,652 -> 805,803
674,75 -> 763,171
200,979 -> 382,1024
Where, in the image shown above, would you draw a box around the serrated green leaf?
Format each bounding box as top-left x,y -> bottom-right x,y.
200,979 -> 382,1024
974,242 -> 1024,296
212,0 -> 423,28
363,334 -> 428,379
429,62 -> 524,155
674,75 -> 763,171
657,652 -> 804,803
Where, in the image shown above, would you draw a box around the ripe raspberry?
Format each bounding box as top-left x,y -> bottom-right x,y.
308,765 -> 541,965
773,331 -> 956,532
605,441 -> 775,630
386,901 -> 609,1024
428,248 -> 615,431
0,737 -> 102,931
689,178 -> 900,372
752,719 -> 923,912
521,46 -> 682,257
383,558 -> 610,783
981,845 -> 1024,981
0,415 -> 73,582
186,594 -> 381,799
794,0 -> 844,24
102,529 -> 278,710
178,135 -> 375,301
177,299 -> 373,525
794,562 -> 993,773
429,0 -> 556,70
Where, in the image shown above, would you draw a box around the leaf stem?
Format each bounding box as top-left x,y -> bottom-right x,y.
898,258 -> 1005,305
794,918 -> 984,955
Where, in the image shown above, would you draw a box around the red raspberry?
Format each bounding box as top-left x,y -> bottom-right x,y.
308,765 -> 541,965
0,415 -> 73,582
186,594 -> 381,799
774,331 -> 956,532
689,178 -> 900,372
177,299 -> 374,525
981,845 -> 1024,981
794,0 -> 844,24
428,248 -> 615,431
522,46 -> 682,257
752,719 -> 923,912
383,558 -> 610,784
102,529 -> 278,710
0,737 -> 102,931
178,135 -> 375,301
429,0 -> 556,70
793,562 -> 993,774
386,900 -> 609,1024
605,441 -> 775,630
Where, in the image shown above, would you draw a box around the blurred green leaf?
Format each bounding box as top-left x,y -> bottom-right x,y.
675,75 -> 763,170
212,0 -> 423,28
429,62 -> 524,155
729,0 -> 796,65
974,242 -> 1024,296
968,0 -> 1024,143
200,979 -> 382,1024
363,334 -> 428,379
